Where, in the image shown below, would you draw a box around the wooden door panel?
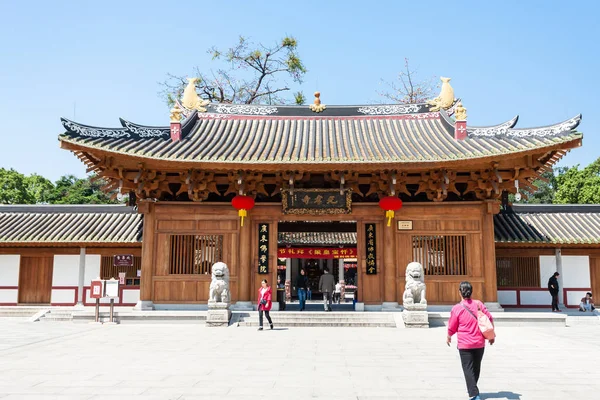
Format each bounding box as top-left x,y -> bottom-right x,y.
590,257 -> 600,303
18,256 -> 53,304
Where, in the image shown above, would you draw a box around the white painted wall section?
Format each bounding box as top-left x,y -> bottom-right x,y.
520,291 -> 549,306
52,255 -> 80,286
51,288 -> 77,304
498,290 -> 517,306
83,255 -> 101,285
539,256 -> 557,289
122,289 -> 140,304
561,256 -> 590,288
0,255 -> 20,286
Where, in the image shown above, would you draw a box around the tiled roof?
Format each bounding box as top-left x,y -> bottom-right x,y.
278,232 -> 357,246
0,205 -> 143,245
494,204 -> 600,245
59,104 -> 582,168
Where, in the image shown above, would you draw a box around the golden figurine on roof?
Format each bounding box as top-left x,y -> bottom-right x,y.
182,77 -> 210,112
427,77 -> 455,111
454,101 -> 467,121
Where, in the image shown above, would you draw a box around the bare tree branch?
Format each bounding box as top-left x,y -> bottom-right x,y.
378,58 -> 438,104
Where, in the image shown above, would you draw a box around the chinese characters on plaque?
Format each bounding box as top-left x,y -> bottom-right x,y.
365,223 -> 377,275
282,189 -> 351,215
277,247 -> 357,259
258,223 -> 269,274
113,254 -> 133,267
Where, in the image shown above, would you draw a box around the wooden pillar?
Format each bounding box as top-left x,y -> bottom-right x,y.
383,221 -> 396,302
482,201 -> 499,302
135,201 -> 155,310
238,219 -> 251,301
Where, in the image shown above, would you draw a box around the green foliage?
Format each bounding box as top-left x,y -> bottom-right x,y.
294,91 -> 306,105
0,168 -> 33,204
0,170 -> 119,205
162,34 -> 307,105
554,157 -> 600,204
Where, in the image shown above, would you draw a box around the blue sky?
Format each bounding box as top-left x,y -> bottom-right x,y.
0,0 -> 598,181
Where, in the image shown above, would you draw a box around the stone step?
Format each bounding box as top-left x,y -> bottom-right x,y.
236,312 -> 397,327
240,322 -> 397,328
0,307 -> 48,318
71,310 -> 208,324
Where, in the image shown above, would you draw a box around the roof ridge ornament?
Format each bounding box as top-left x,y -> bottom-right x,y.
309,92 -> 326,113
427,77 -> 455,112
181,78 -> 210,112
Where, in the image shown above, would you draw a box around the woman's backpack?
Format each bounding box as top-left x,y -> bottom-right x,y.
461,300 -> 496,340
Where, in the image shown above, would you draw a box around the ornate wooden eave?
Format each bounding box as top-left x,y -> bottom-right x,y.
58,92 -> 583,203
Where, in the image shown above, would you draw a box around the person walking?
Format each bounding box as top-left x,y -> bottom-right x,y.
334,281 -> 342,304
447,281 -> 495,400
257,279 -> 273,331
548,272 -> 561,312
295,269 -> 308,311
319,268 -> 335,311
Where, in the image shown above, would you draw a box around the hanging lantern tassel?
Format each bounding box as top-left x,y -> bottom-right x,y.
232,195 -> 255,228
385,210 -> 395,227
378,196 -> 403,228
238,209 -> 247,226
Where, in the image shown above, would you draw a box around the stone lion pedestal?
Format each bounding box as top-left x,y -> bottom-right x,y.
205,262 -> 232,327
206,301 -> 231,327
402,261 -> 429,328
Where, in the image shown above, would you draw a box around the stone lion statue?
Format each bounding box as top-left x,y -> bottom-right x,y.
208,262 -> 230,304
403,261 -> 427,306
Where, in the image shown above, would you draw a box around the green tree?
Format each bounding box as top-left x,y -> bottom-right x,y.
48,175 -> 118,204
554,157 -> 600,204
0,168 -> 33,204
162,35 -> 307,106
25,173 -> 54,204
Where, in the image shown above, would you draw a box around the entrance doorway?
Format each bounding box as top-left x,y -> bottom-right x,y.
18,256 -> 53,304
277,221 -> 358,310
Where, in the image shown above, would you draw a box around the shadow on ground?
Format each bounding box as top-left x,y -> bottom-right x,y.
481,391 -> 522,399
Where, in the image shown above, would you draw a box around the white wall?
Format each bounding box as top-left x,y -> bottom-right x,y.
566,290 -> 589,307
0,255 -> 20,304
561,256 -> 590,288
51,288 -> 77,304
520,290 -> 549,306
539,256 -> 557,289
498,290 -> 517,306
122,288 -> 140,304
0,255 -> 20,286
52,254 -> 102,287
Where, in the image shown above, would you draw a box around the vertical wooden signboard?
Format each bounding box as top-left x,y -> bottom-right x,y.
365,223 -> 377,275
258,223 -> 269,274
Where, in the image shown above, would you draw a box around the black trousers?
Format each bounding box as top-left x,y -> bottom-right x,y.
258,310 -> 272,327
551,292 -> 559,310
459,347 -> 485,398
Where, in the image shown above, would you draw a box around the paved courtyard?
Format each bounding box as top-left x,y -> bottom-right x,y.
0,321 -> 598,400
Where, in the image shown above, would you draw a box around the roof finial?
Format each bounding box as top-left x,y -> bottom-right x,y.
170,103 -> 183,123
181,77 -> 209,112
454,101 -> 467,121
427,77 -> 455,112
309,91 -> 326,113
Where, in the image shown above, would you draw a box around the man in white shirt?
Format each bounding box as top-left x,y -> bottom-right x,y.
579,292 -> 595,312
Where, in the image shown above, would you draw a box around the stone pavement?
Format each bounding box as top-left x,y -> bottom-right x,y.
0,321 -> 598,400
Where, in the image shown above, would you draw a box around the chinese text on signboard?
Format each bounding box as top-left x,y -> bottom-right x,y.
365,223 -> 377,274
258,223 -> 269,274
282,189 -> 351,215
277,247 -> 357,259
113,254 -> 133,267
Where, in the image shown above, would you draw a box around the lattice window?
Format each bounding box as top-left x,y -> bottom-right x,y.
169,235 -> 224,275
496,256 -> 540,288
100,256 -> 141,285
412,235 -> 467,275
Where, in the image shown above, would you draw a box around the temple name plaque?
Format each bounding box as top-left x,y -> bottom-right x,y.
282,189 -> 351,215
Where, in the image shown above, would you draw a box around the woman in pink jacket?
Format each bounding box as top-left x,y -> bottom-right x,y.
257,279 -> 273,331
447,281 -> 495,400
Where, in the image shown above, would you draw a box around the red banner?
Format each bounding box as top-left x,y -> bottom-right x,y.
277,247 -> 357,259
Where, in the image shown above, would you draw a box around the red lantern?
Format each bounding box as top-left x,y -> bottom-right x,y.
378,196 -> 402,227
231,195 -> 255,227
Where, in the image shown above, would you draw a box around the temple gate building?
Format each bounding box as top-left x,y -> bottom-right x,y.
1,78 -> 598,311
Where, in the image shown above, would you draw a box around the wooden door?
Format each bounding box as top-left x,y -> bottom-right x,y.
18,256 -> 53,304
590,257 -> 600,303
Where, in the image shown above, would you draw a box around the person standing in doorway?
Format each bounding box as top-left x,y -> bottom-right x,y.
319,268 -> 335,311
257,279 -> 273,331
548,272 -> 561,312
295,269 -> 308,311
307,285 -> 312,300
276,277 -> 286,311
447,281 -> 495,400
